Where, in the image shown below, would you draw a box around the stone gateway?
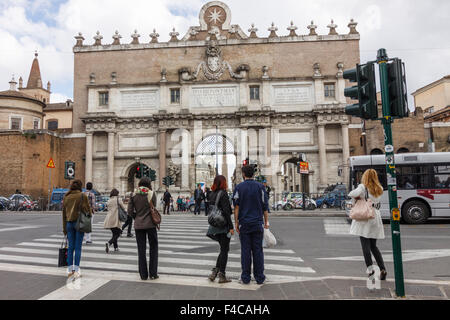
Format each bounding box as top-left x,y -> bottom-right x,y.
73,1 -> 359,203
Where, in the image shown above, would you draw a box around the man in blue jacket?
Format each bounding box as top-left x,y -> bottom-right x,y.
233,165 -> 269,285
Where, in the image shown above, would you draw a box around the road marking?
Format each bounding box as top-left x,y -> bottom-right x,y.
39,277 -> 110,300
323,218 -> 351,235
0,255 -> 311,282
0,262 -> 261,291
0,247 -> 314,273
17,242 -> 304,262
0,226 -> 44,233
317,249 -> 450,262
32,238 -> 204,249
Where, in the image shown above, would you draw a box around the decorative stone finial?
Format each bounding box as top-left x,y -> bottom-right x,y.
248,23 -> 258,38
188,28 -> 198,41
262,66 -> 270,79
348,19 -> 359,34
93,31 -> 103,45
47,81 -> 51,92
169,28 -> 179,42
336,62 -> 344,78
268,22 -> 278,38
74,32 -> 85,46
327,19 -> 338,35
34,50 -> 38,58
229,25 -> 238,39
307,21 -> 318,36
18,76 -> 23,89
287,21 -> 298,37
160,68 -> 167,82
131,29 -> 140,44
112,31 -> 122,45
111,72 -> 117,84
313,63 -> 322,78
89,73 -> 96,84
150,29 -> 159,43
9,75 -> 17,91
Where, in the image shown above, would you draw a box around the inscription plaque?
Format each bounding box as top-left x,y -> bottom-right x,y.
273,85 -> 312,105
191,87 -> 238,107
121,90 -> 159,109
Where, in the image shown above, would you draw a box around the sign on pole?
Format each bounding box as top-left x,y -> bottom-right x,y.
299,162 -> 309,174
47,158 -> 56,168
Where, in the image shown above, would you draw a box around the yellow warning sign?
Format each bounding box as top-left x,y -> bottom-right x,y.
46,158 -> 55,168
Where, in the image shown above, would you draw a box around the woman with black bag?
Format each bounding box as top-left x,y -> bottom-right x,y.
104,189 -> 126,253
206,175 -> 234,283
62,179 -> 91,280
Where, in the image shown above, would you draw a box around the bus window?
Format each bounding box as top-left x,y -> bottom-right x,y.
434,165 -> 450,189
397,165 -> 433,190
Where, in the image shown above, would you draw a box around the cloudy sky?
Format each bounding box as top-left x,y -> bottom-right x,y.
0,0 -> 449,107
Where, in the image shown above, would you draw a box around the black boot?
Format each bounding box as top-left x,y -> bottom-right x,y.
380,270 -> 387,280
218,272 -> 231,284
208,267 -> 219,281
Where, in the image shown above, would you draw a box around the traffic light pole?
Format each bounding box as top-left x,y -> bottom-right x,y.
377,48 -> 405,298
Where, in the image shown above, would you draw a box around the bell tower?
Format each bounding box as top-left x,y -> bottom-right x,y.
19,51 -> 51,104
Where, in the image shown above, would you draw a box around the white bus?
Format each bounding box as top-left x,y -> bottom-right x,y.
348,152 -> 450,224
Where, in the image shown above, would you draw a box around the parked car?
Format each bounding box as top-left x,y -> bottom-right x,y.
283,197 -> 317,210
8,194 -> 36,211
0,197 -> 12,211
95,195 -> 110,212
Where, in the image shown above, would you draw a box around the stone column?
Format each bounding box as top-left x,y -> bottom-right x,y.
318,125 -> 328,187
341,123 -> 350,186
159,130 -> 167,189
85,132 -> 93,183
222,135 -> 227,180
181,129 -> 190,190
107,131 -> 115,190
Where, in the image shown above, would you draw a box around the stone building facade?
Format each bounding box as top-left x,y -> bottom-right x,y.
73,1 -> 360,199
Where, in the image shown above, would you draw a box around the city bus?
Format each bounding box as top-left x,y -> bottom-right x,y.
347,152 -> 450,224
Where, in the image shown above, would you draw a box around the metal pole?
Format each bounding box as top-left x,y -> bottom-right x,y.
377,48 -> 405,298
47,168 -> 51,211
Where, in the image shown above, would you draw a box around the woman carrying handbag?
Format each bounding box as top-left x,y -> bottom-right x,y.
206,175 -> 234,284
104,189 -> 126,252
62,179 -> 91,280
348,169 -> 387,281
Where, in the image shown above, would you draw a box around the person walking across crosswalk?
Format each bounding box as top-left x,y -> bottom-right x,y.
104,189 -> 126,253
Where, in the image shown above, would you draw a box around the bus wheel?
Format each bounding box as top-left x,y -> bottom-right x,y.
402,201 -> 429,224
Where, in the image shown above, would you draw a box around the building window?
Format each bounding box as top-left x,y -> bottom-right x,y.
170,88 -> 180,104
33,118 -> 40,130
250,86 -> 260,100
47,120 -> 58,131
99,91 -> 109,106
10,117 -> 22,130
324,83 -> 336,98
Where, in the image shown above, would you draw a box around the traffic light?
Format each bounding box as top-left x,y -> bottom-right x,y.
135,164 -> 142,179
149,169 -> 156,182
162,176 -> 174,187
387,58 -> 409,118
344,62 -> 378,120
64,161 -> 75,180
243,157 -> 249,166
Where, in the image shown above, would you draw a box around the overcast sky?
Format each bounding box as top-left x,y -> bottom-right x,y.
0,0 -> 449,108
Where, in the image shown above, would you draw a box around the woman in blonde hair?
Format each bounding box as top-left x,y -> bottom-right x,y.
348,169 -> 387,280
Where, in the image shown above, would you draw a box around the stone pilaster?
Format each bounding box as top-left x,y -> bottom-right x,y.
318,125 -> 328,188
159,130 -> 167,189
107,131 -> 115,190
85,132 -> 93,184
341,123 -> 350,187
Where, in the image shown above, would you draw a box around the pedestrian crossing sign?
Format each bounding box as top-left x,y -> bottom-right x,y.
46,158 -> 55,168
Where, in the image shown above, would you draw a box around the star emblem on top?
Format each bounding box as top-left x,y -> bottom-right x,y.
208,8 -> 223,24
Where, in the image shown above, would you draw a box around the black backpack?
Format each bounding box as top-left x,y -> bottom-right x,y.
207,190 -> 226,228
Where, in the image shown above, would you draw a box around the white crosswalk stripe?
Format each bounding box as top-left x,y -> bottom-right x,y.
323,218 -> 351,235
0,216 -> 317,284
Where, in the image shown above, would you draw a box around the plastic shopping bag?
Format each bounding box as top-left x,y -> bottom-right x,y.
263,228 -> 277,248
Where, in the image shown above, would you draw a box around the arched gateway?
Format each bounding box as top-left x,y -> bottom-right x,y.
77,1 -> 357,208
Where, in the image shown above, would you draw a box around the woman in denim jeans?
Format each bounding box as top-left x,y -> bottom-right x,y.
62,179 -> 91,279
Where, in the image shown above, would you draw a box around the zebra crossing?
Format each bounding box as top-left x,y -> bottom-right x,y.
0,215 -> 318,284
323,218 -> 352,236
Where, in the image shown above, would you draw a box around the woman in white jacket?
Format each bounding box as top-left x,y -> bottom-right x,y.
104,188 -> 126,253
349,169 -> 387,280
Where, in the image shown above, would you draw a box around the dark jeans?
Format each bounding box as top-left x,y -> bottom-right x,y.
163,202 -> 170,215
194,200 -> 202,215
121,216 -> 133,234
108,227 -> 121,249
66,221 -> 84,272
136,228 -> 158,280
360,237 -> 386,271
204,202 -> 210,216
239,224 -> 265,284
215,233 -> 230,273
